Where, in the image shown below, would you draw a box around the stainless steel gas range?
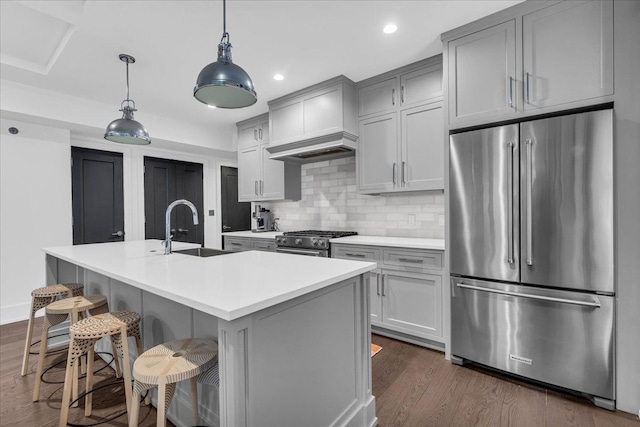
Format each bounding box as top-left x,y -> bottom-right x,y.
275,230 -> 357,257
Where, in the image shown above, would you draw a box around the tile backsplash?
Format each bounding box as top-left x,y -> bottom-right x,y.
259,157 -> 444,238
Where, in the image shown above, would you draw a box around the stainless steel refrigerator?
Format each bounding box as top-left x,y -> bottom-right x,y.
449,109 -> 615,409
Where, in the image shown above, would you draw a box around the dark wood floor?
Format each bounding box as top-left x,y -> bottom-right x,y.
1,319 -> 638,426
371,334 -> 639,427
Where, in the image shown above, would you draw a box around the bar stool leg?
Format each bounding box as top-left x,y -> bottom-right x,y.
111,338 -> 122,378
129,380 -> 152,427
59,344 -> 79,427
21,300 -> 37,376
133,335 -> 150,405
118,325 -> 133,421
71,311 -> 80,408
84,345 -> 95,417
157,382 -> 176,427
190,377 -> 199,425
31,316 -> 50,401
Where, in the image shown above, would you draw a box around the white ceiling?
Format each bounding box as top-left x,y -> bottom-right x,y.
1,0 -> 523,148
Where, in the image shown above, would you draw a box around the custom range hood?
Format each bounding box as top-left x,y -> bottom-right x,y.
267,131 -> 357,163
266,75 -> 358,164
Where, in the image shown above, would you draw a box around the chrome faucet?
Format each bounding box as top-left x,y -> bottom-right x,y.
164,199 -> 199,255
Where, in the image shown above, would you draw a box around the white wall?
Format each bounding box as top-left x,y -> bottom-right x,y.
0,119 -> 72,324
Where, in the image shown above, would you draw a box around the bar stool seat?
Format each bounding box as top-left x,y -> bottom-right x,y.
59,311 -> 143,427
32,295 -> 109,404
129,338 -> 217,427
21,283 -> 84,376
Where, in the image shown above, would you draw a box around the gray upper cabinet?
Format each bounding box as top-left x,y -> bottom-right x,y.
358,78 -> 397,117
357,56 -> 444,194
447,20 -> 517,126
237,114 -> 301,202
268,76 -> 357,149
522,0 -> 613,111
237,115 -> 269,149
443,0 -> 614,128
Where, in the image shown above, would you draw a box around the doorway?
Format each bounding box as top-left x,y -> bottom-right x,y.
71,147 -> 124,244
220,166 -> 251,232
144,157 -> 204,245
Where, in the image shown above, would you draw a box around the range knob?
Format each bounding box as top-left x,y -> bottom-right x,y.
311,239 -> 318,246
295,238 -> 302,245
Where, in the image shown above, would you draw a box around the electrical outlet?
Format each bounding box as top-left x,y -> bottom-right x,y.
209,210 -> 215,216
408,214 -> 416,226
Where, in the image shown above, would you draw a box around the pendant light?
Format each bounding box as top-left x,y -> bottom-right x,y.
193,0 -> 257,108
104,54 -> 151,145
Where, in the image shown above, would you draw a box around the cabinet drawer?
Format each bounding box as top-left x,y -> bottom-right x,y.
382,248 -> 442,270
332,245 -> 381,264
251,239 -> 276,251
224,237 -> 250,252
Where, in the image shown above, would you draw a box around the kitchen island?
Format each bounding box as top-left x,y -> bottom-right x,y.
43,240 -> 377,427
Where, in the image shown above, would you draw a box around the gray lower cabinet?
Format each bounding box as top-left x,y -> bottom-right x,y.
223,236 -> 276,252
332,244 -> 444,345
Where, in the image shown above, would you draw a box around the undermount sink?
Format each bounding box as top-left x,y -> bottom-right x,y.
173,248 -> 231,257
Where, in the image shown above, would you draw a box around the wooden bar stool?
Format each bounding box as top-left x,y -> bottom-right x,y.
32,295 -> 109,404
21,283 -> 84,376
129,338 -> 217,427
59,311 -> 143,427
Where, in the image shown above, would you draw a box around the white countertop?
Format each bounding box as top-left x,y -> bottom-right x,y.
43,240 -> 375,321
222,231 -> 281,239
330,235 -> 445,251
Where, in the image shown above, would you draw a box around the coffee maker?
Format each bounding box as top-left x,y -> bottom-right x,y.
252,205 -> 273,232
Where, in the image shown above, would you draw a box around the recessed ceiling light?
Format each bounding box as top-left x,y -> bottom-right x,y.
273,74 -> 284,81
383,24 -> 397,34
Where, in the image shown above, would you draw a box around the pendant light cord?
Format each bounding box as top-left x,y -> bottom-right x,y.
220,0 -> 230,44
125,60 -> 130,102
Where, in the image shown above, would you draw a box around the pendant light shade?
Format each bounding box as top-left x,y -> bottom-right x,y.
193,0 -> 257,108
104,54 -> 151,145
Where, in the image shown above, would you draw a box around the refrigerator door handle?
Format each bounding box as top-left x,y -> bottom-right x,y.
507,142 -> 515,264
456,282 -> 601,308
525,139 -> 533,266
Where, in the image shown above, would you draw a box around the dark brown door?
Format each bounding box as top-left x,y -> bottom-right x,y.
221,166 -> 250,232
71,147 -> 124,244
144,157 -> 204,245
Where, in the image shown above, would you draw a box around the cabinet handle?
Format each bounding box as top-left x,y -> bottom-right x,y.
376,273 -> 381,296
231,242 -> 242,246
345,253 -> 366,258
392,162 -> 397,186
401,161 -> 406,185
508,76 -> 514,108
401,86 -> 405,104
382,274 -> 386,296
259,128 -> 263,140
255,180 -> 259,196
391,89 -> 395,106
254,129 -> 258,140
398,257 -> 423,263
260,180 -> 264,195
525,72 -> 531,104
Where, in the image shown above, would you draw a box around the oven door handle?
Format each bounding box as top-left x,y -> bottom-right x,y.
276,248 -> 324,257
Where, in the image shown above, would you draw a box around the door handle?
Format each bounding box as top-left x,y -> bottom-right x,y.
254,129 -> 258,140
525,139 -> 533,266
260,180 -> 264,195
111,230 -> 124,237
177,228 -> 189,233
456,282 -> 601,308
223,225 -> 232,230
376,273 -> 381,296
391,89 -> 395,106
401,86 -> 405,104
525,72 -> 531,104
259,128 -> 263,140
401,161 -> 406,185
255,180 -> 259,196
507,142 -> 515,264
